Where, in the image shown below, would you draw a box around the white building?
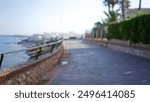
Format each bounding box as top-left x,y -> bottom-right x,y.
63,31 -> 82,39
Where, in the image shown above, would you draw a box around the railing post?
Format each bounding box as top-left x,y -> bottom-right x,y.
56,42 -> 61,49
0,54 -> 4,69
36,47 -> 42,60
50,44 -> 55,53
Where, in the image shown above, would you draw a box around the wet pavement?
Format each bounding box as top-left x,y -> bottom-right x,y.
48,39 -> 150,85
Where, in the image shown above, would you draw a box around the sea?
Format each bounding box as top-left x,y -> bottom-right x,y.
0,35 -> 29,69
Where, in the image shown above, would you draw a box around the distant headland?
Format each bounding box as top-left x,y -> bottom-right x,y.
0,34 -> 28,37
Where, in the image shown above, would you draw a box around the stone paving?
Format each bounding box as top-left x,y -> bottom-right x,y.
48,39 -> 150,85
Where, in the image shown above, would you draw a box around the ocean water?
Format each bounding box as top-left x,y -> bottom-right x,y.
0,36 -> 29,69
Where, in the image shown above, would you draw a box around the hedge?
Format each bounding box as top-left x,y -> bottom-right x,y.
107,14 -> 150,44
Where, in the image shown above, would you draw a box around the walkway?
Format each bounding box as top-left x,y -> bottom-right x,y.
47,39 -> 150,85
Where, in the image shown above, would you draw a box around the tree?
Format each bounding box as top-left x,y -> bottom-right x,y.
103,0 -> 111,12
92,27 -> 97,38
124,0 -> 130,9
36,36 -> 44,46
94,22 -> 102,38
121,0 -> 125,19
92,21 -> 107,39
103,0 -> 121,23
94,22 -> 102,29
138,0 -> 142,11
104,10 -> 120,23
119,0 -> 130,19
103,0 -> 119,12
103,0 -> 130,20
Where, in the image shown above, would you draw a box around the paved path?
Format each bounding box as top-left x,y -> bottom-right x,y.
48,40 -> 150,85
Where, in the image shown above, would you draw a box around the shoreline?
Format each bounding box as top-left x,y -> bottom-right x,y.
0,36 -> 30,69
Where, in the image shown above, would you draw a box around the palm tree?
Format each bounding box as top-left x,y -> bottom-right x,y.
125,0 -> 130,9
92,27 -> 97,38
120,0 -> 130,19
138,0 -> 142,11
94,22 -> 102,38
104,10 -> 120,23
103,0 -> 119,12
121,0 -> 125,19
103,0 -> 111,12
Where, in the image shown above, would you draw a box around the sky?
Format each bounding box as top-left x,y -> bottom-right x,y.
0,0 -> 149,35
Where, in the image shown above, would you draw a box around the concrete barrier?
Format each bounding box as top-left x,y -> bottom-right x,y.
0,45 -> 63,85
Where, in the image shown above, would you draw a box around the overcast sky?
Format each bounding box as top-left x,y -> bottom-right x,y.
0,0 -> 149,35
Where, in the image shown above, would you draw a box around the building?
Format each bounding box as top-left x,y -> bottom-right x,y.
126,8 -> 150,18
63,31 -> 82,39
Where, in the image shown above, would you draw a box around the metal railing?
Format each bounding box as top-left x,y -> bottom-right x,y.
0,39 -> 63,69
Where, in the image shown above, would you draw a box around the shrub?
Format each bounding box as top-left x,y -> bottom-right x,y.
107,14 -> 150,44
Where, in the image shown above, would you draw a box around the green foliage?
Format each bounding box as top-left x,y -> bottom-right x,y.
104,10 -> 120,23
103,0 -> 119,11
107,14 -> 150,44
36,37 -> 44,46
94,22 -> 102,28
137,11 -> 150,16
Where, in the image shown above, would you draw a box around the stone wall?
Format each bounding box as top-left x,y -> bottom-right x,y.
85,39 -> 150,60
0,45 -> 63,85
107,43 -> 150,59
